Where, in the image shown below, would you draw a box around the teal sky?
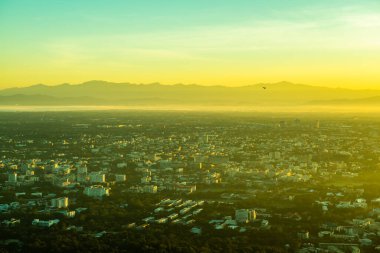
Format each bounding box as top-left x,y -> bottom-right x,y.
1,0 -> 380,88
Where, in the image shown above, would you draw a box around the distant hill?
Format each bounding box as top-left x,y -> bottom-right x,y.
0,94 -> 110,106
1,81 -> 380,106
308,96 -> 380,105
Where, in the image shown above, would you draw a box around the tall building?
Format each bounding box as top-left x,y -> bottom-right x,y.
235,209 -> 256,223
51,197 -> 69,209
8,173 -> 17,183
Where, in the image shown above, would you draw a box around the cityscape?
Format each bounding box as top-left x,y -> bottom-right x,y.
2,0 -> 380,252
0,111 -> 380,252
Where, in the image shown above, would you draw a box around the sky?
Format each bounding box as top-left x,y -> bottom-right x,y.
1,0 -> 380,89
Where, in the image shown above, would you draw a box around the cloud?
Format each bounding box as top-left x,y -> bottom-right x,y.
342,13 -> 380,28
42,6 -> 380,67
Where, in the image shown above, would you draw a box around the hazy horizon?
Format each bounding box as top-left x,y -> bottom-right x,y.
2,80 -> 380,91
2,105 -> 380,113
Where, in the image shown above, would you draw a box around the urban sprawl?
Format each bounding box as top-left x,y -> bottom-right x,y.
1,111 -> 380,252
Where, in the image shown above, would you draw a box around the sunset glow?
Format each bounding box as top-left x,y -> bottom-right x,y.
1,0 -> 380,88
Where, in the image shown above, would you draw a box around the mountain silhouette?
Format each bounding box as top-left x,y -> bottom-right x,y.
1,81 -> 379,106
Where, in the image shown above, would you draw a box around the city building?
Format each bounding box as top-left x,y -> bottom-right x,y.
8,173 -> 17,183
84,185 -> 110,198
51,197 -> 69,209
143,185 -> 158,193
32,219 -> 60,228
115,174 -> 126,182
89,172 -> 106,183
77,166 -> 87,174
235,209 -> 256,223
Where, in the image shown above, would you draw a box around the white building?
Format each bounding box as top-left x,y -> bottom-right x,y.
10,165 -> 18,170
8,173 -> 17,183
1,218 -> 20,227
51,197 -> 69,209
77,166 -> 87,174
32,219 -> 60,227
57,210 -> 76,218
77,173 -> 88,183
84,185 -> 110,197
115,174 -> 126,182
0,204 -> 9,212
89,172 -> 106,183
26,170 -> 35,176
235,209 -> 256,223
117,162 -> 127,169
143,185 -> 158,193
141,176 -> 151,184
175,184 -> 197,193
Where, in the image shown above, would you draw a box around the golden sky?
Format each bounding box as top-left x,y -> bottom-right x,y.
1,0 -> 380,89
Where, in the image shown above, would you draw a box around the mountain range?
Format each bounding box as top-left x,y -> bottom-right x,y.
0,80 -> 380,107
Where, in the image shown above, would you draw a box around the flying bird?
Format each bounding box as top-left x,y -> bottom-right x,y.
262,86 -> 267,90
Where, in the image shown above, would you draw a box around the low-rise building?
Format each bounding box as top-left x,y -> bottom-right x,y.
32,219 -> 60,227
84,185 -> 110,198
